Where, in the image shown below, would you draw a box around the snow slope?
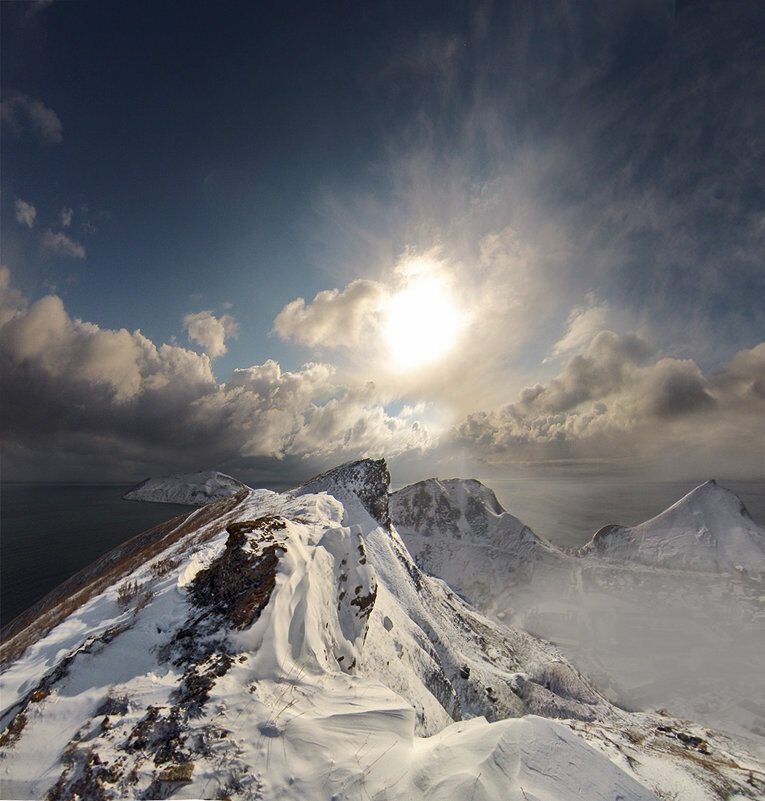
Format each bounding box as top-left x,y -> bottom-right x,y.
390,478 -> 568,614
581,480 -> 765,573
1,461 -> 762,800
124,470 -> 249,506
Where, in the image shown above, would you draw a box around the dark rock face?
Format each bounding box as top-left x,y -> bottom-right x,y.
189,516 -> 286,630
294,458 -> 392,528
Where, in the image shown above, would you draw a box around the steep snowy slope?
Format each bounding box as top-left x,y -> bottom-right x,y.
581,480 -> 765,573
124,471 -> 249,506
390,478 -> 569,614
1,461 -> 761,800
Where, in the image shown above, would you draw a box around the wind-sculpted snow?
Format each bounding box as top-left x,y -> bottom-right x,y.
1,460 -> 762,800
580,480 -> 765,574
124,470 -> 249,505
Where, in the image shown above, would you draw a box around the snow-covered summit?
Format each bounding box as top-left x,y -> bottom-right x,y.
581,480 -> 765,573
390,477 -> 568,613
123,470 -> 249,506
292,457 -> 391,527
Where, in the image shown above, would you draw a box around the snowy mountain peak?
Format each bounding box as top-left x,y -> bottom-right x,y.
391,477 -> 512,537
390,477 -> 567,615
123,470 -> 249,506
292,457 -> 391,527
584,480 -> 765,573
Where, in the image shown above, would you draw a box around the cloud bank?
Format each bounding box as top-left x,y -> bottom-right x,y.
0,270 -> 431,479
453,330 -> 765,477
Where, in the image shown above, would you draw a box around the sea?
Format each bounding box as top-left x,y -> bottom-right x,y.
2,477 -> 764,628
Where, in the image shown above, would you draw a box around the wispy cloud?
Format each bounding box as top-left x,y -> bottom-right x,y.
0,92 -> 62,144
41,230 -> 86,259
60,207 -> 73,228
14,198 -> 37,228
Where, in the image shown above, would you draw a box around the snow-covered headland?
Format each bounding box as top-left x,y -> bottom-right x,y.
123,471 -> 250,506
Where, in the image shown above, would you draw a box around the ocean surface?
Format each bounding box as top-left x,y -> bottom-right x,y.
2,477 -> 764,627
0,484 -> 192,626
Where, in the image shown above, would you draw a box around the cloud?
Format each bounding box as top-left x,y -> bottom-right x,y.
0,266 -> 26,326
547,297 -> 622,361
183,310 -> 239,358
41,230 -> 86,259
14,199 -> 36,228
452,329 -> 763,476
273,279 -> 386,348
0,92 -> 63,144
0,271 -> 433,479
60,207 -> 73,228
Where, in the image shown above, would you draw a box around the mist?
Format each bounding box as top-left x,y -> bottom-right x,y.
506,560 -> 765,745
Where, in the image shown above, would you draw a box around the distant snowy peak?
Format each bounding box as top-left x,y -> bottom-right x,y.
123,470 -> 249,506
582,480 -> 765,574
390,478 -> 567,613
391,477 -> 559,555
292,457 -> 391,527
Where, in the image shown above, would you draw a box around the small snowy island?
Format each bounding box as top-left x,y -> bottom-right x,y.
123,470 -> 249,506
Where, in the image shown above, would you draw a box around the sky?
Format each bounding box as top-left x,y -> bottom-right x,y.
1,0 -> 764,485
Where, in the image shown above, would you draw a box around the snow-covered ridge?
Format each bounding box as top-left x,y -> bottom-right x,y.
123,470 -> 250,506
580,479 -> 765,573
1,460 -> 762,800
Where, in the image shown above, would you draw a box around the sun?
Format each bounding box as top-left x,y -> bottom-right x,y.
382,271 -> 466,371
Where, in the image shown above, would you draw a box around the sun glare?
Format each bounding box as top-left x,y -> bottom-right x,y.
383,273 -> 466,370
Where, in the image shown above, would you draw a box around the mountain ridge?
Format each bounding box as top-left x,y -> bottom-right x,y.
3,460 -> 762,799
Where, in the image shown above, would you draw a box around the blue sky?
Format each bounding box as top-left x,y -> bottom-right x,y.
2,0 -> 764,482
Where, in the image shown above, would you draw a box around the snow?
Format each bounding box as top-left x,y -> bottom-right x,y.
123,470 -> 249,505
581,480 -> 765,573
1,460 -> 762,800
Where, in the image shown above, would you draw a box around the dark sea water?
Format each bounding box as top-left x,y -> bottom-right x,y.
2,477 -> 764,628
0,484 -> 192,627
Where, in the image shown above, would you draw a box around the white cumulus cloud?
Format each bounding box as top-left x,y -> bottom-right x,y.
273,279 -> 386,348
183,310 -> 239,358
